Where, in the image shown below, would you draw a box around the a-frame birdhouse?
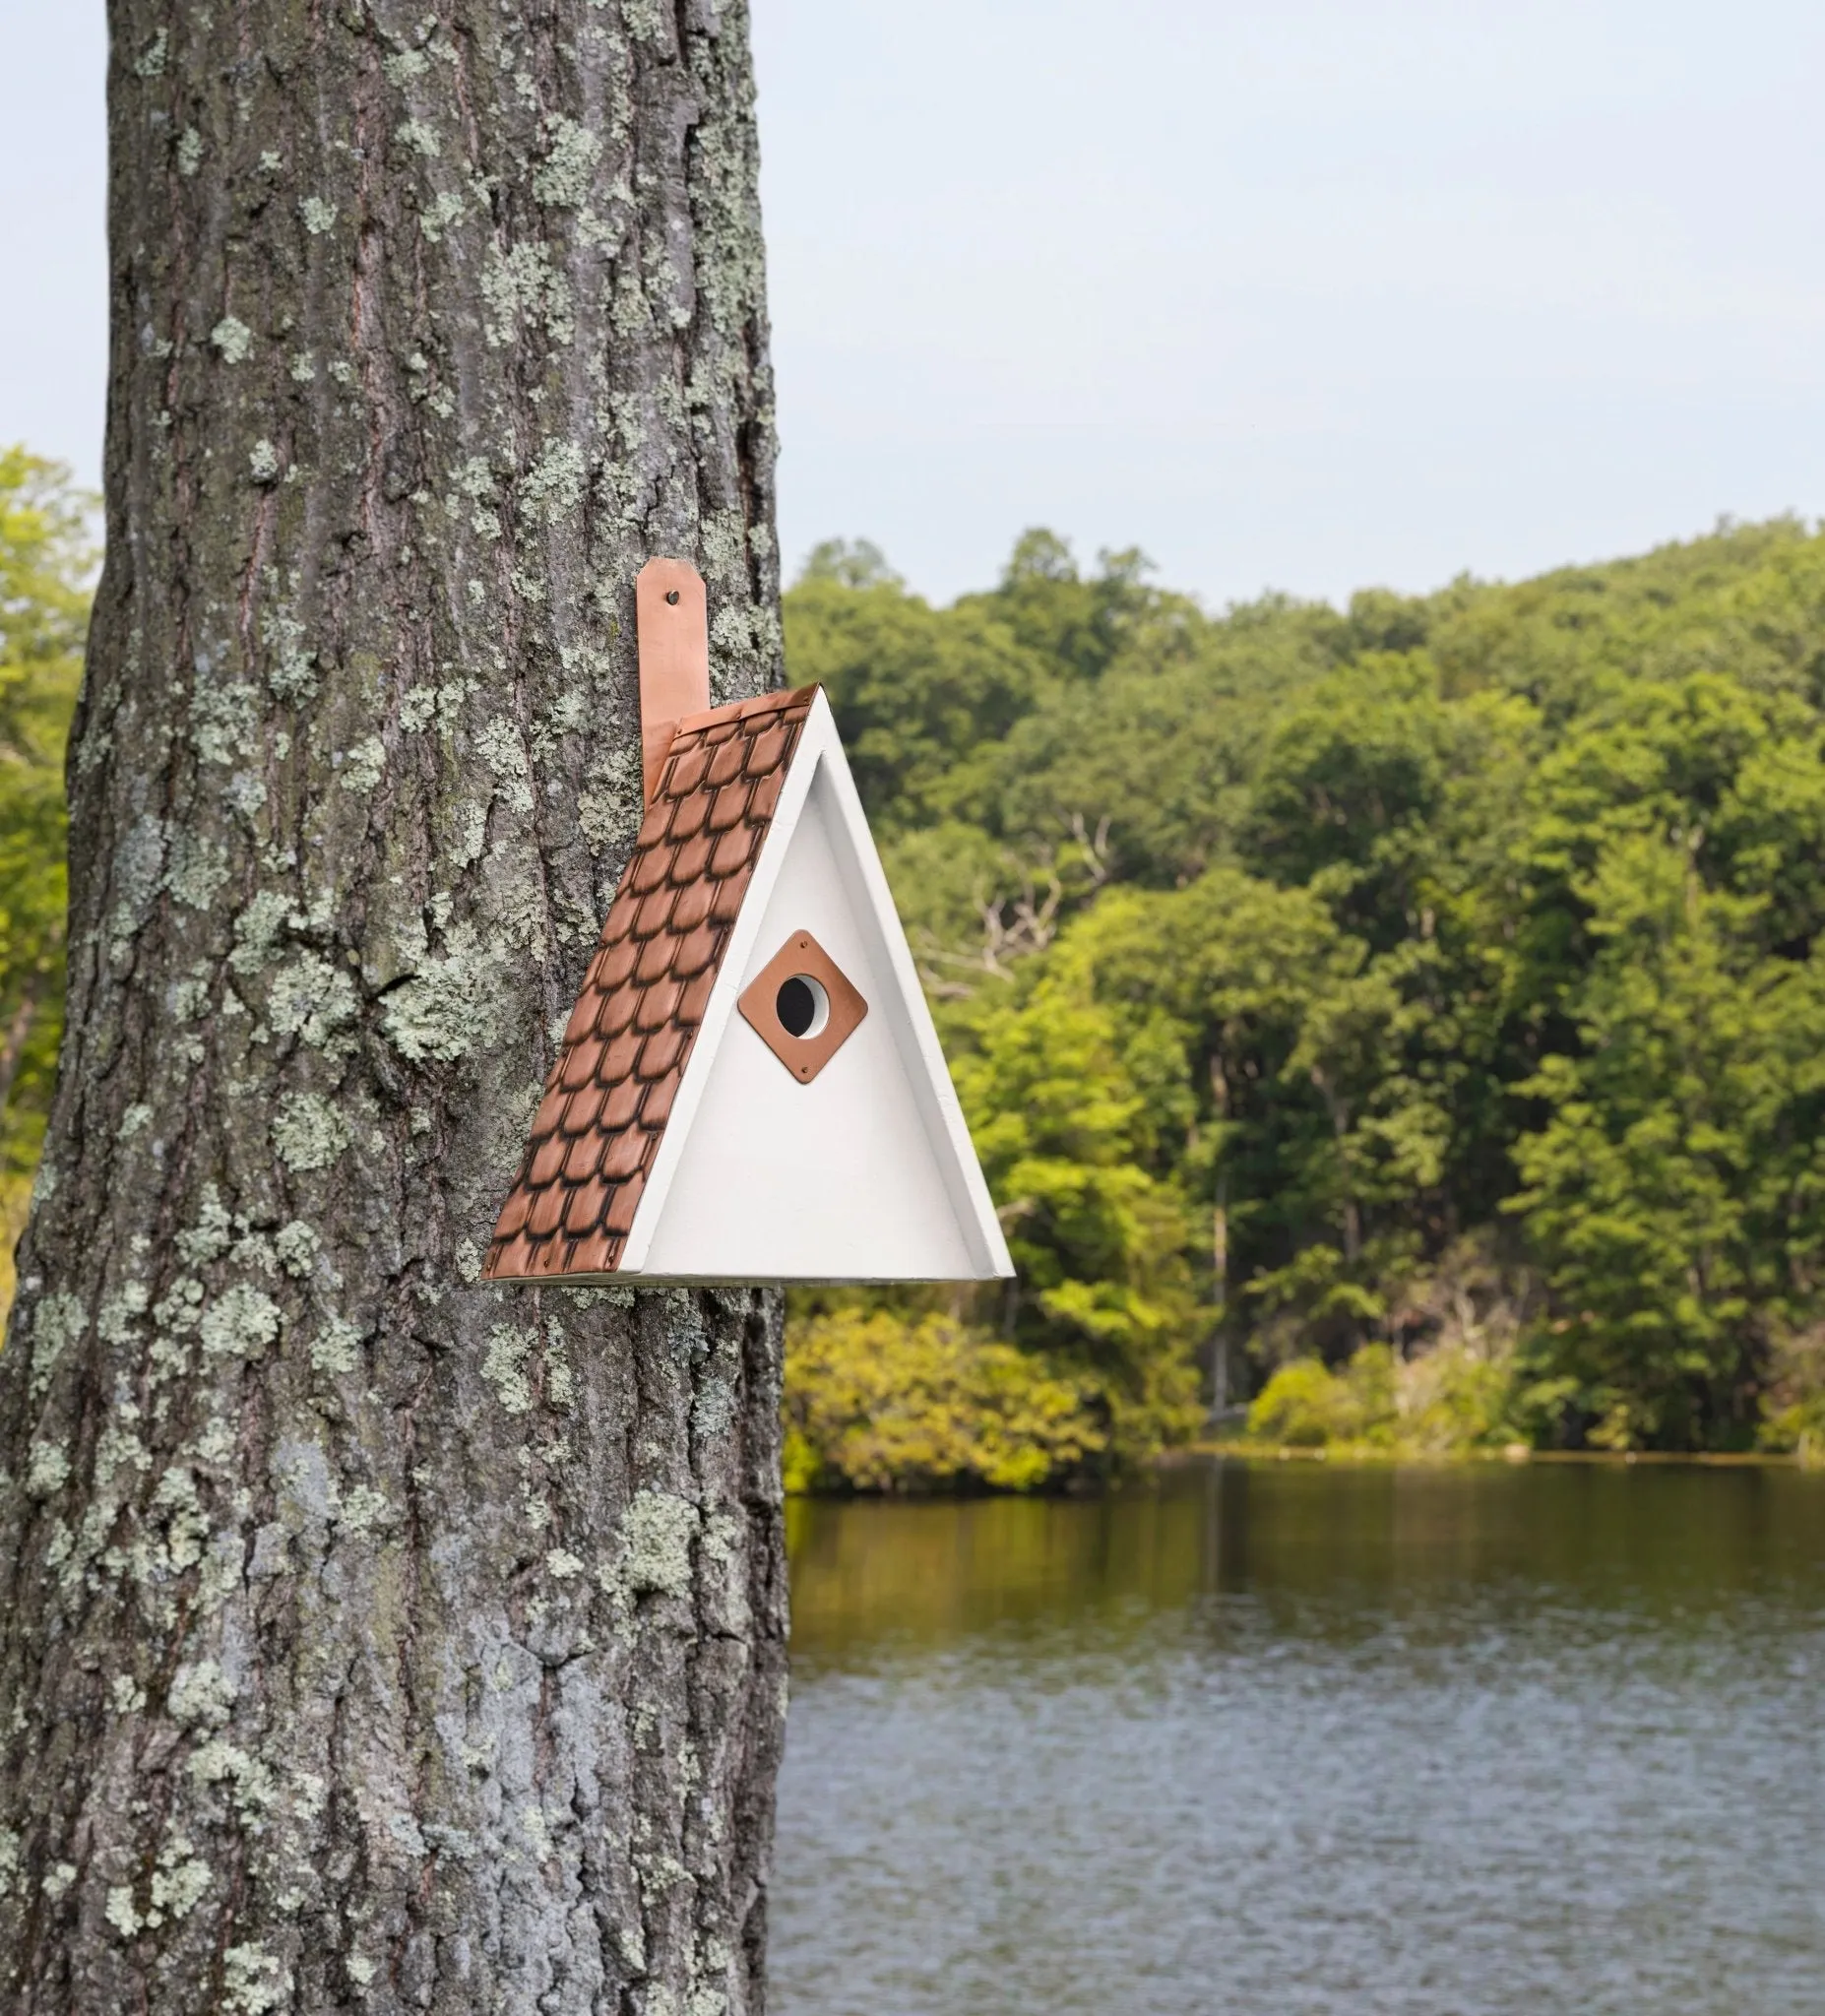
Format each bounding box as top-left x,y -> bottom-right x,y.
483,559 -> 1014,1286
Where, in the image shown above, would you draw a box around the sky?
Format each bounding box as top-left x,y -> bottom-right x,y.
5,0 -> 1825,607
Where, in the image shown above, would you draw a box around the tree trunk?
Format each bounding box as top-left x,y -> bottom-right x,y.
0,5 -> 788,2011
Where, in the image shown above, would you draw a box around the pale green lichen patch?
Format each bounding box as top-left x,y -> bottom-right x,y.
186,1418 -> 233,1468
104,1884 -> 144,1937
274,1220 -> 320,1276
339,734 -> 387,793
149,1835 -> 211,1922
396,118 -> 442,158
448,801 -> 488,870
481,242 -> 573,346
481,1325 -> 535,1414
398,685 -> 437,734
579,743 -> 643,854
620,0 -> 666,41
309,1317 -> 360,1374
175,1187 -> 233,1265
148,1466 -> 211,1574
231,891 -> 293,974
167,830 -> 230,911
190,669 -> 259,767
533,115 -> 603,207
176,127 -> 203,176
382,926 -> 506,1062
692,1376 -> 734,1440
519,438 -> 588,526
299,196 -> 336,234
188,1733 -> 279,1821
25,1443 -> 70,1499
167,1660 -> 234,1730
620,1489 -> 699,1597
475,721 -> 535,812
223,1941 -> 291,2014
199,1286 -> 281,1361
108,812 -> 169,955
248,439 -> 280,484
211,317 -> 254,364
261,605 -> 317,701
268,954 -> 358,1049
28,1290 -> 85,1400
338,1485 -> 391,1537
272,1093 -> 350,1172
545,1327 -> 575,1409
419,189 -> 467,242
224,768 -> 267,815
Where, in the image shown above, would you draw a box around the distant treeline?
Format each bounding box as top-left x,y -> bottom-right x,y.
0,452 -> 86,1317
785,519 -> 1825,1483
7,449 -> 1825,1482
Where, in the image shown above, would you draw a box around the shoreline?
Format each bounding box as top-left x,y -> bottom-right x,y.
1182,1440 -> 1818,1472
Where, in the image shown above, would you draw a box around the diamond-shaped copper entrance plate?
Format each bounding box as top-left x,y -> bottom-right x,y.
737,930 -> 867,1083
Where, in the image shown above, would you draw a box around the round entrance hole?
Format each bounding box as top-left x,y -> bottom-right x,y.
776,974 -> 830,1040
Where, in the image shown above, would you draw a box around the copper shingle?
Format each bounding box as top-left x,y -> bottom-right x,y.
483,685 -> 817,1281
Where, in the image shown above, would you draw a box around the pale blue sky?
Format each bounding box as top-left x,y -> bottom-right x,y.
6,0 -> 1824,605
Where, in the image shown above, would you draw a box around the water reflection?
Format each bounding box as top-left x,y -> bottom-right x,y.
775,1460 -> 1825,2016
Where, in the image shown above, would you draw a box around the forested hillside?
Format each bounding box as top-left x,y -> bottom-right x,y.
785,521 -> 1825,1481
7,450 -> 1825,1483
0,452 -> 86,1314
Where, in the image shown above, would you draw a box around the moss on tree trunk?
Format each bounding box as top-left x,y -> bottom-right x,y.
0,2 -> 788,2008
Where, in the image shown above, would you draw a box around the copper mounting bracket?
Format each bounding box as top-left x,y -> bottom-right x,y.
737,930 -> 868,1084
636,557 -> 711,805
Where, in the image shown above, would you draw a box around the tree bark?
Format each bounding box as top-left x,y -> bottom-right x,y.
0,4 -> 787,2011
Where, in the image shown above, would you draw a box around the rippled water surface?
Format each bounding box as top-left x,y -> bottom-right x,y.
772,1460 -> 1825,2016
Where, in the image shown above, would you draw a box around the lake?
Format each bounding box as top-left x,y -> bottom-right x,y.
772,1458 -> 1825,2016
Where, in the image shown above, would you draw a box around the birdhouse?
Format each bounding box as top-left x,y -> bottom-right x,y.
483,559 -> 1014,1286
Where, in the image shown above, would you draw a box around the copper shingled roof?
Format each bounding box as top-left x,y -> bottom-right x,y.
484,685 -> 818,1281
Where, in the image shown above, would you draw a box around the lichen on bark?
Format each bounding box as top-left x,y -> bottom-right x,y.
0,3 -> 788,2009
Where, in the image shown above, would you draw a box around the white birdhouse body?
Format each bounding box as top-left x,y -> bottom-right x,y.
485,671 -> 1013,1288
631,703 -> 1003,1280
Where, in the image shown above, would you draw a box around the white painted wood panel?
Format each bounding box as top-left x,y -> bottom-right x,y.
637,757 -> 988,1279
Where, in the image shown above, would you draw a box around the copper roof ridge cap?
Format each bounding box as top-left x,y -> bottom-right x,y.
672,683 -> 819,737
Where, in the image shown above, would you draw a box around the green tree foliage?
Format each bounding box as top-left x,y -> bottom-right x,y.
0,451 -> 91,1316
785,517 -> 1825,1476
13,483 -> 1825,1471
783,1308 -> 1104,1493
